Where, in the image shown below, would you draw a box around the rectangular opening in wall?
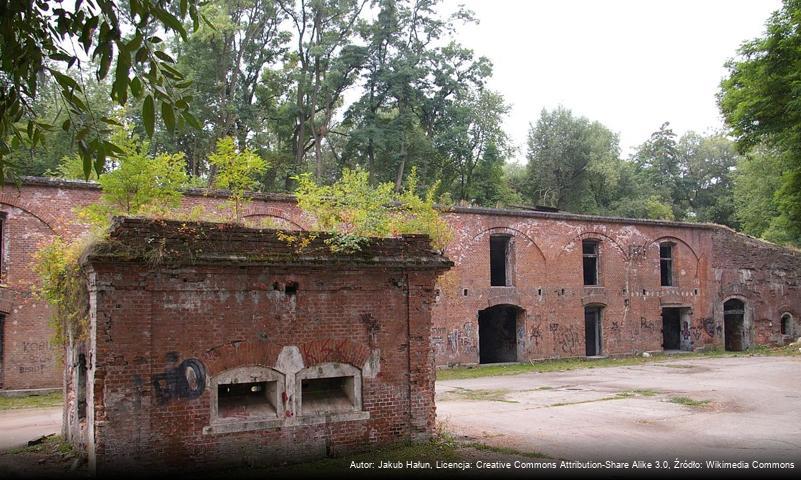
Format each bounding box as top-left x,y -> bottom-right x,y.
660,243 -> 673,286
217,381 -> 277,419
301,376 -> 356,415
0,314 -> 4,388
490,235 -> 512,287
582,240 -> 599,286
77,353 -> 87,420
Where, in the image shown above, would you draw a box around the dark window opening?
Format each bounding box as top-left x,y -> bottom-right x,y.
77,354 -> 87,419
478,305 -> 519,363
285,282 -> 298,296
0,314 -> 5,388
780,314 -> 791,336
584,307 -> 602,356
301,376 -> 356,415
218,381 -> 277,419
0,216 -> 4,277
582,240 -> 599,286
660,243 -> 674,286
490,236 -> 512,286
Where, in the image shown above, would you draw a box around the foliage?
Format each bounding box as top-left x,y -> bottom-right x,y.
733,147 -> 797,245
525,107 -> 621,213
32,236 -> 91,349
719,0 -> 801,243
208,136 -> 269,221
80,129 -> 188,228
294,167 -> 452,252
1,0 -> 203,179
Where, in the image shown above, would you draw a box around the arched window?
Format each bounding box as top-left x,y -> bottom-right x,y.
660,242 -> 674,287
583,240 -> 600,286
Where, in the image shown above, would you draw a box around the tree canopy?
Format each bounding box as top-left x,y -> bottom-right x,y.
719,0 -> 801,244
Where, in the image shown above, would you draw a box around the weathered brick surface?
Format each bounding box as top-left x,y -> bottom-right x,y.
711,228 -> 801,347
0,179 -> 304,390
431,209 -> 721,364
70,218 -> 448,472
4,177 -> 801,394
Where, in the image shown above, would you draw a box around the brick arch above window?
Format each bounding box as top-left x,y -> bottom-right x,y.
468,226 -> 546,266
0,197 -> 58,234
558,231 -> 627,261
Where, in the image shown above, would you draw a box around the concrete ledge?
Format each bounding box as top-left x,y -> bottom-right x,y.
293,411 -> 370,426
203,417 -> 283,435
202,411 -> 370,435
0,388 -> 61,398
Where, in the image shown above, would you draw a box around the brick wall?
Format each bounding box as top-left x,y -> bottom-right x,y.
431,208 -> 719,365
711,228 -> 801,347
0,179 -> 303,390
4,177 -> 801,392
66,219 -> 449,472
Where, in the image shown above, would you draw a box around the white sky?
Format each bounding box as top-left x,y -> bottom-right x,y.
443,0 -> 782,163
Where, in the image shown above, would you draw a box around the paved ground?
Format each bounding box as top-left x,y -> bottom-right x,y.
437,356 -> 801,462
0,407 -> 62,450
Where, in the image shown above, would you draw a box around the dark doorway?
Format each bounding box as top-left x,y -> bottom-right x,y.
478,305 -> 519,363
584,307 -> 602,356
724,299 -> 745,352
661,308 -> 681,350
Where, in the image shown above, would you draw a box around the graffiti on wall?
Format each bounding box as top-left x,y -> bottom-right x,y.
550,323 -> 579,354
702,318 -> 715,338
432,328 -> 447,354
446,322 -> 476,354
152,357 -> 206,404
18,341 -> 54,376
640,317 -> 655,334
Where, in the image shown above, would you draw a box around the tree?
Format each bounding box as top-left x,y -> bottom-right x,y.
80,128 -> 188,227
631,122 -> 683,218
208,136 -> 269,221
524,107 -> 620,212
719,0 -> 801,242
167,0 -> 289,178
733,147 -> 797,245
434,89 -> 510,202
1,0 -> 205,180
676,132 -> 739,226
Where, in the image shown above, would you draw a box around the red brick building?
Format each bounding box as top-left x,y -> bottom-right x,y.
62,218 -> 449,472
1,177 -> 800,393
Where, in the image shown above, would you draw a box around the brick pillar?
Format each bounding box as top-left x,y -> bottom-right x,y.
406,271 -> 437,441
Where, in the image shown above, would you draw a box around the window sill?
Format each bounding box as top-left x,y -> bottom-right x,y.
295,410 -> 370,426
202,411 -> 370,435
203,416 -> 283,435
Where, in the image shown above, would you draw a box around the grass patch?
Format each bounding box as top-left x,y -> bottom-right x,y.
439,388 -> 518,403
547,389 -> 661,408
0,392 -> 62,411
462,441 -> 552,460
436,345 -> 800,381
668,396 -> 710,407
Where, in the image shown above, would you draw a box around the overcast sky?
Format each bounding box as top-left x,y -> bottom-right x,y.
442,0 -> 782,163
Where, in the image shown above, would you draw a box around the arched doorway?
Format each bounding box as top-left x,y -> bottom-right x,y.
478,305 -> 522,363
723,299 -> 746,351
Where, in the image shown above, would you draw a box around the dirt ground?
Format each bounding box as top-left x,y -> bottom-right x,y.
437,355 -> 801,464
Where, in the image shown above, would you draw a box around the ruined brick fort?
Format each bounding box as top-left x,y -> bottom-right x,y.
1,176 -> 800,395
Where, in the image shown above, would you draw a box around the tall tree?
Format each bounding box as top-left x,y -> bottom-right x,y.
676,132 -> 739,226
167,0 -> 288,178
719,0 -> 801,242
524,107 -> 619,212
276,0 -> 370,183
